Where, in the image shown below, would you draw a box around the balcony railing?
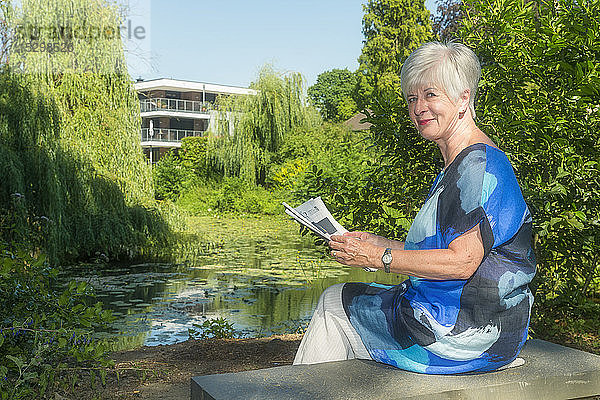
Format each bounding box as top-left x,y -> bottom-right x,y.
140,97 -> 215,114
141,128 -> 205,143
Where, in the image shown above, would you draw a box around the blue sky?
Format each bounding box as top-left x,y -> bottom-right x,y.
125,0 -> 437,89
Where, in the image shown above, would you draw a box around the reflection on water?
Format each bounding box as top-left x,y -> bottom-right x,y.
62,216 -> 406,350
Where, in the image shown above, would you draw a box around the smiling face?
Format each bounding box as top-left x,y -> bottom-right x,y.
406,86 -> 469,143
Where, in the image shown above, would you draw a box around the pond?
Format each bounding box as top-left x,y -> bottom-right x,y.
63,215 -> 406,351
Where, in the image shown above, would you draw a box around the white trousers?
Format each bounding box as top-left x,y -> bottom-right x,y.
294,283 -> 371,365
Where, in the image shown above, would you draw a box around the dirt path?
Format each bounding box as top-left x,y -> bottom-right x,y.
80,334 -> 302,400
66,329 -> 600,399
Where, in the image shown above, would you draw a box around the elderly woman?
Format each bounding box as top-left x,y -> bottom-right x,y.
293,41 -> 536,374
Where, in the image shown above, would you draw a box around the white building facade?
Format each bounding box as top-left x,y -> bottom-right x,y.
134,78 -> 255,163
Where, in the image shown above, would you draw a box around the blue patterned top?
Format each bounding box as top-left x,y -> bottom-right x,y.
342,143 -> 536,374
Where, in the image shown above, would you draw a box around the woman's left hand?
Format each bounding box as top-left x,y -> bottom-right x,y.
329,233 -> 380,269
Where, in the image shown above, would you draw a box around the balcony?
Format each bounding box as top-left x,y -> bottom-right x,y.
140,98 -> 214,114
140,128 -> 205,147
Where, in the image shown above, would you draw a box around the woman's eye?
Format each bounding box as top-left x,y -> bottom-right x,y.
426,92 -> 437,97
408,97 -> 417,103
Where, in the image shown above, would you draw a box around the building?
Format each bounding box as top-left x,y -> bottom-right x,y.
134,78 -> 256,163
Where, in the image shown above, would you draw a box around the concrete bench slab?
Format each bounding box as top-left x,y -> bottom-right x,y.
191,339 -> 600,400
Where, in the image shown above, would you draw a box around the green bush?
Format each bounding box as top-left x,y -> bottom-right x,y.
460,0 -> 600,301
159,135 -> 287,216
180,136 -> 210,178
213,177 -> 248,212
153,150 -> 193,201
188,317 -> 236,340
176,184 -> 216,215
270,158 -> 310,191
270,123 -> 375,216
177,178 -> 285,216
0,244 -> 113,399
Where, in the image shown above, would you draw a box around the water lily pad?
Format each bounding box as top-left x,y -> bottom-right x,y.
60,215 -> 406,350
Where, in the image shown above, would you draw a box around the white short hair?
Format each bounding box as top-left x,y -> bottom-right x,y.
400,41 -> 481,118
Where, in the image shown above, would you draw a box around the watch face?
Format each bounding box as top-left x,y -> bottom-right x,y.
382,253 -> 393,264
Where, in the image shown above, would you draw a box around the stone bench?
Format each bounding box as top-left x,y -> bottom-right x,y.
191,339 -> 600,400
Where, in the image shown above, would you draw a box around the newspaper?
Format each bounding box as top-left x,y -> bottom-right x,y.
282,196 -> 347,241
282,197 -> 377,272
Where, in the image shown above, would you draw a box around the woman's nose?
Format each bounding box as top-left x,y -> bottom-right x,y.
413,98 -> 427,115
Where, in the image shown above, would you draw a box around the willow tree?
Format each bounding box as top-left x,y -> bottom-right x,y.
208,65 -> 313,185
1,0 -> 171,262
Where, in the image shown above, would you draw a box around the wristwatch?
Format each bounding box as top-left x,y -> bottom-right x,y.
382,248 -> 392,273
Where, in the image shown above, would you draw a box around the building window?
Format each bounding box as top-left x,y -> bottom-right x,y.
204,93 -> 216,103
145,147 -> 160,164
199,119 -> 208,131
170,118 -> 194,131
165,90 -> 181,99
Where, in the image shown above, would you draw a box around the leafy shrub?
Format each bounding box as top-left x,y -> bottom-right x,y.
180,136 -> 210,178
176,184 -> 216,215
461,0 -> 600,301
177,178 -> 284,216
270,158 -> 310,190
188,317 -> 236,340
0,244 -> 113,399
271,123 -> 375,215
152,150 -> 193,201
234,185 -> 284,215
213,177 -> 248,212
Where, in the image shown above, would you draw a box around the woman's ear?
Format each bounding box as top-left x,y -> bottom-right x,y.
460,89 -> 471,113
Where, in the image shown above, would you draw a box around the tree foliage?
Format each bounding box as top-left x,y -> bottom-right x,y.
0,0 -> 174,262
179,136 -> 209,178
208,65 -> 318,185
432,0 -> 464,41
328,93 -> 439,240
152,151 -> 189,201
460,0 -> 600,302
316,0 -> 438,239
271,122 -> 375,207
0,244 -> 113,398
355,0 -> 433,109
307,68 -> 358,121
153,137 -> 210,201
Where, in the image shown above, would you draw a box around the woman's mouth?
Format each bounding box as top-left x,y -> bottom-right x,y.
418,119 -> 434,126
